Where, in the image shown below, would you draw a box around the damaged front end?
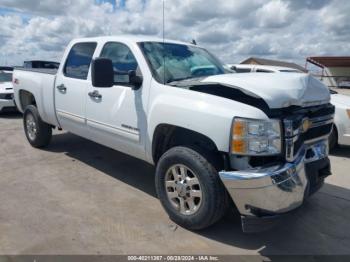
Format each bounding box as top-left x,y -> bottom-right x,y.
220,140 -> 331,233
219,104 -> 334,233
169,73 -> 334,232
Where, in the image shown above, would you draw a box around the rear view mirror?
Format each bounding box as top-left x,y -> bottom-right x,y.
128,70 -> 143,90
91,58 -> 114,88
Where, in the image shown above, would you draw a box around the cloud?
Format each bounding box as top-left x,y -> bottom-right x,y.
283,0 -> 332,10
197,29 -> 239,44
320,0 -> 350,37
0,0 -> 349,66
255,0 -> 292,28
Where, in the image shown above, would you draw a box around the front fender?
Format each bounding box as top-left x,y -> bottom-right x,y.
147,87 -> 268,162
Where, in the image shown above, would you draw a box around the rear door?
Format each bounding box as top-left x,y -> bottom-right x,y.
55,42 -> 97,135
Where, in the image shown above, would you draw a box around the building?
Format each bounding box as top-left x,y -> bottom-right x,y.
240,57 -> 307,72
306,57 -> 350,88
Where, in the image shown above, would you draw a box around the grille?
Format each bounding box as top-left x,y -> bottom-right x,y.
292,123 -> 333,156
302,123 -> 333,141
284,104 -> 335,162
0,93 -> 13,100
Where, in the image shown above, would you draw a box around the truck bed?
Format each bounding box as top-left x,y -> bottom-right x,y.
13,67 -> 59,127
14,67 -> 58,75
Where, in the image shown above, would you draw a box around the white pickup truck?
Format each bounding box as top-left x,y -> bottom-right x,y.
13,36 -> 334,232
0,67 -> 15,112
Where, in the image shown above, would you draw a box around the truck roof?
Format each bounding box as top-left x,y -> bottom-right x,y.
72,35 -> 197,46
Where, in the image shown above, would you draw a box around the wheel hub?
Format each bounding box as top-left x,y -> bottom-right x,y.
26,113 -> 37,141
175,181 -> 187,197
165,164 -> 202,215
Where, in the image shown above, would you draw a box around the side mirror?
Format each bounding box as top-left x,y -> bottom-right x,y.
91,58 -> 114,88
128,70 -> 143,90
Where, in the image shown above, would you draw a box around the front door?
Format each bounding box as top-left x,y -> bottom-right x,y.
85,42 -> 146,159
55,42 -> 97,135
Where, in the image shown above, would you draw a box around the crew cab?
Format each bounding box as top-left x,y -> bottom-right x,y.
0,66 -> 15,112
13,36 -> 334,232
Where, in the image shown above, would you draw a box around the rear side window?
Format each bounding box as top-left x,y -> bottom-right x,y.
64,42 -> 97,79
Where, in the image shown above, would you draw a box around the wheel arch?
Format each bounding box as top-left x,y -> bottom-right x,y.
18,89 -> 37,112
151,124 -> 227,169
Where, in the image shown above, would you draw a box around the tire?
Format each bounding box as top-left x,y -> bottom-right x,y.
155,146 -> 228,230
329,126 -> 338,152
23,105 -> 52,148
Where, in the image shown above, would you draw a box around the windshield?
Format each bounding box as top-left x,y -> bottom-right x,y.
139,42 -> 225,84
0,72 -> 12,82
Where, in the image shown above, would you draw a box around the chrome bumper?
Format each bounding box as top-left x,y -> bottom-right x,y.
219,140 -> 329,217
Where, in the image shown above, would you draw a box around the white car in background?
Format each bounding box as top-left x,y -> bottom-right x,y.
226,64 -> 350,149
329,89 -> 350,149
0,67 -> 16,113
225,64 -> 302,73
338,80 -> 350,89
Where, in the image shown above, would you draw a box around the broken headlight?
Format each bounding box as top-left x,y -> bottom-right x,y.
231,117 -> 282,156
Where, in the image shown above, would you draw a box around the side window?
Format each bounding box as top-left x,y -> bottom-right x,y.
100,42 -> 138,84
64,42 -> 97,80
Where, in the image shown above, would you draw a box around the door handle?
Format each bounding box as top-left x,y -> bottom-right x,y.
88,90 -> 102,99
56,84 -> 67,92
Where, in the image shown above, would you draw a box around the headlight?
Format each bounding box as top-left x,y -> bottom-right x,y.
231,117 -> 282,156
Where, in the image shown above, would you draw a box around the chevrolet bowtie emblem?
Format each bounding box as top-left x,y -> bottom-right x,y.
302,118 -> 311,133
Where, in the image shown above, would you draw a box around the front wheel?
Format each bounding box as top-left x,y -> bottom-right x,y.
155,146 -> 228,230
23,105 -> 52,148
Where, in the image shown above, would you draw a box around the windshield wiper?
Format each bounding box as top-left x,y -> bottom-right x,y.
167,76 -> 203,85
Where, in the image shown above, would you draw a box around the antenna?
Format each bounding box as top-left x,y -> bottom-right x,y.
162,0 -> 165,84
162,0 -> 165,43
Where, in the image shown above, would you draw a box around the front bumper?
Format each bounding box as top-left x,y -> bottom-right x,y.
219,140 -> 331,232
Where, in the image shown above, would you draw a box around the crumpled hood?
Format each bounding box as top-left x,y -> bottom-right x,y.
202,73 -> 330,109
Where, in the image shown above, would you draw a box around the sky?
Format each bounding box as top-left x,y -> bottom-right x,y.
0,0 -> 349,67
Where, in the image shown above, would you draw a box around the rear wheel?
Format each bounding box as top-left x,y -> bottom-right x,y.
155,146 -> 228,230
23,105 -> 52,148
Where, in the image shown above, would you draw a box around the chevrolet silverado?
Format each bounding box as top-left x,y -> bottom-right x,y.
13,36 -> 334,232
